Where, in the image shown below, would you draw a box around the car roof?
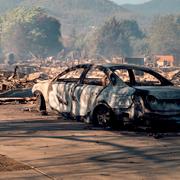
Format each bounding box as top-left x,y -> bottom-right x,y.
99,63 -> 153,71
58,63 -> 173,86
74,63 -> 154,72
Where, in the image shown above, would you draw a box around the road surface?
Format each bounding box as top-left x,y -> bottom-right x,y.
0,104 -> 180,180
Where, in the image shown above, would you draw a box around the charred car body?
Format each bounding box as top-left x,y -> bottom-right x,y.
32,64 -> 180,127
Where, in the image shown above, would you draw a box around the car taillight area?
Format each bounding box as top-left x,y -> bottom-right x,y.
146,95 -> 180,112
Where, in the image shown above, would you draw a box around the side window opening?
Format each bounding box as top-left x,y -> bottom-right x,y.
133,69 -> 161,86
83,68 -> 110,86
56,68 -> 85,82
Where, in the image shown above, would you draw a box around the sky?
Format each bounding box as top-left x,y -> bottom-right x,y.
111,0 -> 151,5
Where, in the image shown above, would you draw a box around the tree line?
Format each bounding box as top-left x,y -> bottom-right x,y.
0,7 -> 63,61
0,7 -> 179,64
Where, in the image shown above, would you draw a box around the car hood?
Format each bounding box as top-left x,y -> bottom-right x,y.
134,86 -> 180,100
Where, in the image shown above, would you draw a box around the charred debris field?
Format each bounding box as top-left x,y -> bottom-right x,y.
0,60 -> 179,179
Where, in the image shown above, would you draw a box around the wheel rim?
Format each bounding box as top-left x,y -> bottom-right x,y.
96,107 -> 111,127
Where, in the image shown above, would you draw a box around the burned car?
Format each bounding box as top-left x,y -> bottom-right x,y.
32,64 -> 180,127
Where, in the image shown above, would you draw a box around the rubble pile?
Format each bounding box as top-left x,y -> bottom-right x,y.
171,71 -> 180,86
0,65 -> 48,103
0,70 -> 48,92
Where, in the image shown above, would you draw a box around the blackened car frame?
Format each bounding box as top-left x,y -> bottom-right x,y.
32,64 -> 180,128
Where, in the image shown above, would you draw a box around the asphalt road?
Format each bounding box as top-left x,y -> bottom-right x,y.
0,104 -> 180,180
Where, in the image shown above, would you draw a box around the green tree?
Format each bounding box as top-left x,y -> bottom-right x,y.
0,7 -> 63,59
86,17 -> 144,58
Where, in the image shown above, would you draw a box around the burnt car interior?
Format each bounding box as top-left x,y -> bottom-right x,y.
54,65 -> 110,87
52,64 -> 173,89
83,67 -> 110,86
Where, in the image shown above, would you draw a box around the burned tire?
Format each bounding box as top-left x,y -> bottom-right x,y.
35,92 -> 47,115
92,105 -> 115,128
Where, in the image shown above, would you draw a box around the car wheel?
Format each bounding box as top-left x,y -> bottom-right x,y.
92,105 -> 115,128
35,92 -> 47,115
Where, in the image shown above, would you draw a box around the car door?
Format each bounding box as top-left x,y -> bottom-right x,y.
71,67 -> 110,116
48,67 -> 86,113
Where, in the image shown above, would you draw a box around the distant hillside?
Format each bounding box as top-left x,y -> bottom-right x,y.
123,0 -> 180,16
21,0 -> 132,35
0,0 -> 22,14
0,0 -> 132,35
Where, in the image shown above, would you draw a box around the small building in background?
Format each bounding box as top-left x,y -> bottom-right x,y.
155,55 -> 174,67
124,57 -> 145,66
